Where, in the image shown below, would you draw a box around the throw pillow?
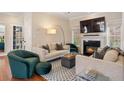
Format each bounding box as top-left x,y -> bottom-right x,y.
55,43 -> 64,50
103,49 -> 119,62
99,46 -> 110,59
93,46 -> 110,59
93,51 -> 103,59
42,44 -> 50,53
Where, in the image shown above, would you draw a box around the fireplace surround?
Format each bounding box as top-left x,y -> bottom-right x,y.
81,33 -> 107,55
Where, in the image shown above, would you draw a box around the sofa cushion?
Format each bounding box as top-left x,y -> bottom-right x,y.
116,55 -> 124,65
114,48 -> 124,56
49,43 -> 56,50
41,48 -> 48,56
45,50 -> 68,59
63,45 -> 70,50
103,49 -> 119,62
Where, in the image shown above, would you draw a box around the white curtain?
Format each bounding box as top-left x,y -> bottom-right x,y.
121,13 -> 124,50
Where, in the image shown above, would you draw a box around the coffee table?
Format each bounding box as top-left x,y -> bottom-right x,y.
61,53 -> 76,68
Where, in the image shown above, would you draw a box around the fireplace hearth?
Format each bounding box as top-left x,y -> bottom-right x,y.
83,40 -> 100,56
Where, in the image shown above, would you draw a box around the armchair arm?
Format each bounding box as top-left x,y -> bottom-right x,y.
66,43 -> 78,53
76,55 -> 124,81
8,54 -> 31,78
23,50 -> 40,58
8,53 -> 30,65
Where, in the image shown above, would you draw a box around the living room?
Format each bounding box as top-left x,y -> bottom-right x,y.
0,12 -> 124,81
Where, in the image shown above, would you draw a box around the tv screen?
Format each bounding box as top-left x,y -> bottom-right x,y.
80,17 -> 106,33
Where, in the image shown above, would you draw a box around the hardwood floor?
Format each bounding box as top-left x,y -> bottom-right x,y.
0,56 -> 46,81
11,74 -> 47,81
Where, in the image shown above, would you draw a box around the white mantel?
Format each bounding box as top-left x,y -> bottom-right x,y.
81,32 -> 107,54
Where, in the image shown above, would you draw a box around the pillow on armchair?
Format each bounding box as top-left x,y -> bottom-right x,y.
103,49 -> 119,62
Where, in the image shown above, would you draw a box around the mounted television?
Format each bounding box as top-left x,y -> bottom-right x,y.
80,17 -> 106,33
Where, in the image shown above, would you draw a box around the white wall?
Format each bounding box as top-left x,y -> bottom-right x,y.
32,13 -> 71,47
23,13 -> 32,51
0,14 -> 23,53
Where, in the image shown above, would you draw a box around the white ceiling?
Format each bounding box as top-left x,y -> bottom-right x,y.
0,12 -> 24,17
0,12 -> 93,19
47,12 -> 93,19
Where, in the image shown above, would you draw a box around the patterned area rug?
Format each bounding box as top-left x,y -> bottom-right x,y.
41,60 -> 76,81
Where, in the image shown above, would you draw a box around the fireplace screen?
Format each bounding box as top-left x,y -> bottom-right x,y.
83,40 -> 100,56
86,46 -> 97,54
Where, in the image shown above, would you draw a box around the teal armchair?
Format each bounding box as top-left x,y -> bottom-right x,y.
66,43 -> 79,53
7,50 -> 40,78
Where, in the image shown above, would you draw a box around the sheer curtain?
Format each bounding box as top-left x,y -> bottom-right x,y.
121,13 -> 124,50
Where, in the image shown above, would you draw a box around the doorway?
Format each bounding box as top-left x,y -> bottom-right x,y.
0,25 -> 5,53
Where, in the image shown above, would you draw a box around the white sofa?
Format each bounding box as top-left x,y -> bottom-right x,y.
32,45 -> 69,61
76,55 -> 124,81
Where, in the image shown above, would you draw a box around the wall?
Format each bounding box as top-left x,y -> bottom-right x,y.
70,12 -> 122,48
32,13 -> 71,47
0,14 -> 24,53
23,13 -> 32,51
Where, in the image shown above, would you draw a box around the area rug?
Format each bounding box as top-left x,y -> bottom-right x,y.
41,60 -> 76,81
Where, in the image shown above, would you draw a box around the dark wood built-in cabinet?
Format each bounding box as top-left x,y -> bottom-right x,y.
80,17 -> 106,33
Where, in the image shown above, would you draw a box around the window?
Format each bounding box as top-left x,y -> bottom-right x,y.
109,25 -> 121,48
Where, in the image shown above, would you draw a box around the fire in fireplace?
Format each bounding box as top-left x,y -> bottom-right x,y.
83,40 -> 100,56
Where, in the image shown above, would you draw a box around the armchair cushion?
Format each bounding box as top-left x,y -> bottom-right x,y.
25,57 -> 39,63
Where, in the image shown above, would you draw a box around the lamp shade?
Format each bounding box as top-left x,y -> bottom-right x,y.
47,28 -> 56,34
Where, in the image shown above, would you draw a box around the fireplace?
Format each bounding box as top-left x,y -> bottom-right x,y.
83,40 -> 100,56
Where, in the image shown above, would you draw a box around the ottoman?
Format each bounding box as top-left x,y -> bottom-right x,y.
61,54 -> 76,68
36,62 -> 52,75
